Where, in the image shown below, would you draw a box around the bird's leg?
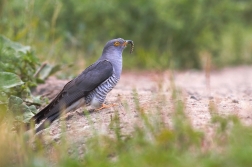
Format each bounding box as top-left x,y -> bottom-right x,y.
96,103 -> 117,111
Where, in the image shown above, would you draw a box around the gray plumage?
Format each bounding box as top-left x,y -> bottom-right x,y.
29,38 -> 134,133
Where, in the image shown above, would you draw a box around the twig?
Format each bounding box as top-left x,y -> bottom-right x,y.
33,62 -> 47,78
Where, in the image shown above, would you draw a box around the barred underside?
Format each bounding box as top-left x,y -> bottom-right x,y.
85,74 -> 119,107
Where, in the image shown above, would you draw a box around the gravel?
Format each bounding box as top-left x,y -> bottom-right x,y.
33,65 -> 252,143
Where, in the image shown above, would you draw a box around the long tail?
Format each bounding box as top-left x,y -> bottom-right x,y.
24,99 -> 62,133
27,97 -> 85,133
23,108 -> 60,133
34,112 -> 60,133
25,87 -> 86,133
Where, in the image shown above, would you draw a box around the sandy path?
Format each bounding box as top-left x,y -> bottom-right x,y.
34,66 -> 252,143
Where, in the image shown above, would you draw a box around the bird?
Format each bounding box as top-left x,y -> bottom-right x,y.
29,38 -> 134,133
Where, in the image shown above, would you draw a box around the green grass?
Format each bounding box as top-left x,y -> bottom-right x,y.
1,89 -> 252,167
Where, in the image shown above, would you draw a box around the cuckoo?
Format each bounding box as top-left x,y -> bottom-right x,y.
30,38 -> 134,133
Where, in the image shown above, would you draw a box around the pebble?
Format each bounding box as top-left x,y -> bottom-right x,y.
208,96 -> 214,100
190,95 -> 199,100
53,134 -> 61,142
232,99 -> 239,103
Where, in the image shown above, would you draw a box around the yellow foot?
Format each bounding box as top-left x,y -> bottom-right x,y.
96,103 -> 117,111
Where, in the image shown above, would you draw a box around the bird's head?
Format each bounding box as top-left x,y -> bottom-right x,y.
102,38 -> 134,55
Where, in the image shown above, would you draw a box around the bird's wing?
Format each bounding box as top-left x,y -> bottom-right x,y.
32,60 -> 113,124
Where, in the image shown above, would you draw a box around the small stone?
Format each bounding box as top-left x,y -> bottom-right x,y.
53,134 -> 61,142
190,95 -> 200,101
208,96 -> 214,100
232,99 -> 239,103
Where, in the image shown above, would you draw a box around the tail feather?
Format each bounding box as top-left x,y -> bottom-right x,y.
26,94 -> 85,133
26,80 -> 86,133
35,112 -> 60,133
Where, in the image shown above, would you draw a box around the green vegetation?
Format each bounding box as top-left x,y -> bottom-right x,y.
0,36 -> 61,123
0,35 -> 40,122
1,0 -> 252,70
0,35 -> 39,97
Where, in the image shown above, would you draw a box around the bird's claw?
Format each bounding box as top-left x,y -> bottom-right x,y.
96,103 -> 117,111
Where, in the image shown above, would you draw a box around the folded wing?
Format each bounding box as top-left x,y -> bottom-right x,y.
32,60 -> 113,125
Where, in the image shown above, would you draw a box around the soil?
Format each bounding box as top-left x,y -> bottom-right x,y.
33,66 -> 252,144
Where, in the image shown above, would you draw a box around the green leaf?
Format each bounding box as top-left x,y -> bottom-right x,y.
29,105 -> 39,114
23,110 -> 34,123
0,92 -> 8,104
0,72 -> 24,89
0,35 -> 31,54
8,95 -> 23,113
38,64 -> 52,80
38,64 -> 62,80
49,64 -> 62,76
8,96 -> 36,122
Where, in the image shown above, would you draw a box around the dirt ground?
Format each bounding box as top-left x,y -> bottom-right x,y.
34,66 -> 252,143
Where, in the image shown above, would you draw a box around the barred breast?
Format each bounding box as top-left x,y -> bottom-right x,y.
85,74 -> 119,109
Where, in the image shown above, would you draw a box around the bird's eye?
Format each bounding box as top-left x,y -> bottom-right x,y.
114,41 -> 120,46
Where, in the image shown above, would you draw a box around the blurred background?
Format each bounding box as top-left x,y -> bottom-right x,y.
2,1 -> 252,166
1,0 -> 252,73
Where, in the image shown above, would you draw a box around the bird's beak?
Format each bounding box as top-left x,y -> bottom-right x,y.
122,41 -> 128,47
123,40 -> 134,54
123,40 -> 133,46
